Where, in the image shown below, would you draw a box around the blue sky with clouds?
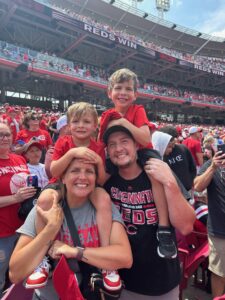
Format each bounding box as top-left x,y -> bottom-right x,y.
125,0 -> 225,38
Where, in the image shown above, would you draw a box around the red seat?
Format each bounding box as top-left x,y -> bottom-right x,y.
177,226 -> 209,300
1,283 -> 33,300
214,295 -> 225,300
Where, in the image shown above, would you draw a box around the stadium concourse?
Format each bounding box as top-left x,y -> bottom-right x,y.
1,0 -> 225,299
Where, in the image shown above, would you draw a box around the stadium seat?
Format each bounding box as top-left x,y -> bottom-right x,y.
214,295 -> 225,300
1,283 -> 33,300
177,228 -> 209,300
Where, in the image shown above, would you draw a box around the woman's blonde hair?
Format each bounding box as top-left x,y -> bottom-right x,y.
67,102 -> 98,125
108,68 -> 139,92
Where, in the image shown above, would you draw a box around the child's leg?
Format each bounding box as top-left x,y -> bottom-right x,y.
90,187 -> 121,291
150,178 -> 170,227
90,187 -> 112,247
25,188 -> 62,289
150,177 -> 177,259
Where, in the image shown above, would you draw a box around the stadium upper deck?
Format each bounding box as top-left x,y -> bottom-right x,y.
0,0 -> 225,123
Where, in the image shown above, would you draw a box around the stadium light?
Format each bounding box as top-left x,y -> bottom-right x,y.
156,0 -> 170,19
143,12 -> 148,18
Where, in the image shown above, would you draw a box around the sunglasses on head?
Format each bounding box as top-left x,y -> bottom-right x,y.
30,115 -> 39,120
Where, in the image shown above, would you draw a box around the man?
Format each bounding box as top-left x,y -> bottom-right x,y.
160,126 -> 196,192
183,126 -> 203,172
194,150 -> 225,298
103,125 -> 195,299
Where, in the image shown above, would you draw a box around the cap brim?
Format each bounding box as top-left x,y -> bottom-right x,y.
103,125 -> 134,145
24,141 -> 43,153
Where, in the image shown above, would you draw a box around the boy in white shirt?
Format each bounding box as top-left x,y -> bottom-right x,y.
24,141 -> 49,188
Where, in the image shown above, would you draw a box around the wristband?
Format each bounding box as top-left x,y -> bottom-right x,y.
76,246 -> 86,261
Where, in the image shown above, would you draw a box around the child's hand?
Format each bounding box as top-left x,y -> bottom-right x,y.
107,117 -> 128,128
69,147 -> 99,163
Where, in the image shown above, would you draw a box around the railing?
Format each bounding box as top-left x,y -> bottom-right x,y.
0,40 -> 224,107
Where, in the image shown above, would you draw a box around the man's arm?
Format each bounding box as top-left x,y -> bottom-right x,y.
144,158 -> 195,235
194,151 -> 225,192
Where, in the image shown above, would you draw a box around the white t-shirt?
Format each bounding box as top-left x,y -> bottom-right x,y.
27,163 -> 49,188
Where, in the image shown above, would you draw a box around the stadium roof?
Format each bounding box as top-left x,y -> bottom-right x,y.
62,0 -> 225,58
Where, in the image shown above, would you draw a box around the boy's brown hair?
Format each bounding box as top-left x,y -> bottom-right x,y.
67,102 -> 98,125
108,68 -> 139,92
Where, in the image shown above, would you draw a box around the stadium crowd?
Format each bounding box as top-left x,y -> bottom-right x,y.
0,68 -> 225,300
42,0 -> 225,72
1,40 -> 225,107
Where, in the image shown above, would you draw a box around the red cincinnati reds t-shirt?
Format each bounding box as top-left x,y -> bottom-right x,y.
0,154 -> 29,237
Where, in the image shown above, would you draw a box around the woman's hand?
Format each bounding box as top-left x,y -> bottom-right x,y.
36,195 -> 63,234
48,240 -> 77,260
14,186 -> 37,203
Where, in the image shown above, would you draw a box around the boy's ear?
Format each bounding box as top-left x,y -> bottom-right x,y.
133,91 -> 137,101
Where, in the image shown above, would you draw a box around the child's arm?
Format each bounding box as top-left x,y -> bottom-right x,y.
50,147 -> 102,178
108,118 -> 150,147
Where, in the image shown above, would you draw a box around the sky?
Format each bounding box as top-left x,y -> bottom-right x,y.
123,0 -> 225,38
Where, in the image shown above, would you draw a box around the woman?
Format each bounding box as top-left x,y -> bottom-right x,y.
0,123 -> 36,298
14,111 -> 53,155
9,157 -> 132,300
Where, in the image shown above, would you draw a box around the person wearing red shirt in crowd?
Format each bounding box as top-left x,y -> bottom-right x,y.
183,126 -> 203,172
14,111 -> 53,156
0,123 -> 36,298
4,107 -> 20,145
0,106 -> 6,123
38,110 -> 48,131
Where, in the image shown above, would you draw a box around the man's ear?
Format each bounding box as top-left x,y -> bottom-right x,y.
107,90 -> 112,100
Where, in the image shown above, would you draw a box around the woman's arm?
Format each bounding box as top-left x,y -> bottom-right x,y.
49,221 -> 132,270
9,198 -> 63,283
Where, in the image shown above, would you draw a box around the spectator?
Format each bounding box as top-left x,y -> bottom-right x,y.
23,141 -> 49,188
103,125 -> 195,299
160,126 -> 197,192
183,126 -> 203,172
14,111 -> 53,160
194,150 -> 225,298
0,123 -> 36,297
9,156 -> 132,300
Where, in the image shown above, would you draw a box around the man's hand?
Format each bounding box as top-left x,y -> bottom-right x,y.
144,158 -> 176,186
211,151 -> 225,169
